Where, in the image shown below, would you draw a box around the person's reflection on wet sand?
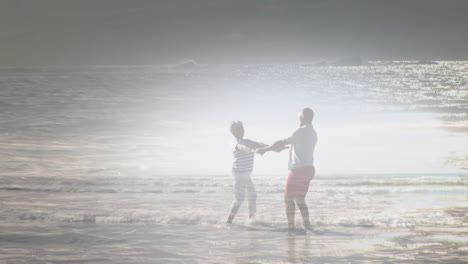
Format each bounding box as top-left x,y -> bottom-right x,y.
287,235 -> 297,262
288,234 -> 312,263
233,232 -> 258,264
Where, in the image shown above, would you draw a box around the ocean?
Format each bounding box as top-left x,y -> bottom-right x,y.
0,62 -> 467,263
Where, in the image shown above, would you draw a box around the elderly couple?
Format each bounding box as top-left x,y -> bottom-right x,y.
227,108 -> 317,231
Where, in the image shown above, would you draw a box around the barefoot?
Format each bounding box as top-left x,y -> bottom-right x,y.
226,215 -> 234,224
304,223 -> 314,231
249,214 -> 255,221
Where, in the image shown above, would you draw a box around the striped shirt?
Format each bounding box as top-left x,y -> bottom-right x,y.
232,138 -> 259,174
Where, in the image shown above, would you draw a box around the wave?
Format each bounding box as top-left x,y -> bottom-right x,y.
1,184 -> 465,195
12,212 -> 214,225
317,187 -> 467,195
319,180 -> 467,187
0,186 -> 164,194
8,208 -> 465,228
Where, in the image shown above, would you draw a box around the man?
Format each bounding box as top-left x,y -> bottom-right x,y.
227,121 -> 267,224
258,108 -> 317,231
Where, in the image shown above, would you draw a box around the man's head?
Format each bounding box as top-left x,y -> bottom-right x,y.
230,121 -> 244,138
299,108 -> 314,126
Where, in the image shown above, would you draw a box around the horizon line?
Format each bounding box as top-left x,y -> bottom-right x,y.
2,60 -> 468,70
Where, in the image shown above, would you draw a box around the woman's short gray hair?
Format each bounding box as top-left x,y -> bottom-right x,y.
230,121 -> 243,132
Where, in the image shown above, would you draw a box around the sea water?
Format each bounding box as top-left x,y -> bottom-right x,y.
0,62 -> 466,263
0,173 -> 466,263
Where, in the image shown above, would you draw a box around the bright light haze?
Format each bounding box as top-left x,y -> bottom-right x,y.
1,1 -> 466,175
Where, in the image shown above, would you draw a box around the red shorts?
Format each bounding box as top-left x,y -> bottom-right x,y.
285,166 -> 315,197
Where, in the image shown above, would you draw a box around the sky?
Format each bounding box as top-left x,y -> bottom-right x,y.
1,0 -> 468,67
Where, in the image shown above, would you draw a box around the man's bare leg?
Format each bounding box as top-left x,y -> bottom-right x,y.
295,196 -> 311,229
285,197 -> 296,230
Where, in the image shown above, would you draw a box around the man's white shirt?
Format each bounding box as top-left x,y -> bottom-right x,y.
286,124 -> 317,170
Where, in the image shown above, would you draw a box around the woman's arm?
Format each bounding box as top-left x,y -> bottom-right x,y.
255,142 -> 269,148
236,143 -> 257,153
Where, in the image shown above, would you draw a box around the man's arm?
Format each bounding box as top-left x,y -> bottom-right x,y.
257,139 -> 289,155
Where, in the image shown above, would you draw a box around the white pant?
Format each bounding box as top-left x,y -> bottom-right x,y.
229,172 -> 257,216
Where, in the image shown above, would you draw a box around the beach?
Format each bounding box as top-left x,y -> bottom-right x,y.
0,62 -> 467,263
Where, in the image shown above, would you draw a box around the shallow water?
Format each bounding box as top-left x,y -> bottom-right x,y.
0,173 -> 467,263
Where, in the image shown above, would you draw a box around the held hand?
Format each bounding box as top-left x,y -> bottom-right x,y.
272,145 -> 289,152
256,148 -> 267,155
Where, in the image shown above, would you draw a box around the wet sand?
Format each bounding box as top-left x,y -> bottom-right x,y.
1,216 -> 467,263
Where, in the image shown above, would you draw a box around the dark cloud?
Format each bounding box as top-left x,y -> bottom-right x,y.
1,0 -> 467,67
